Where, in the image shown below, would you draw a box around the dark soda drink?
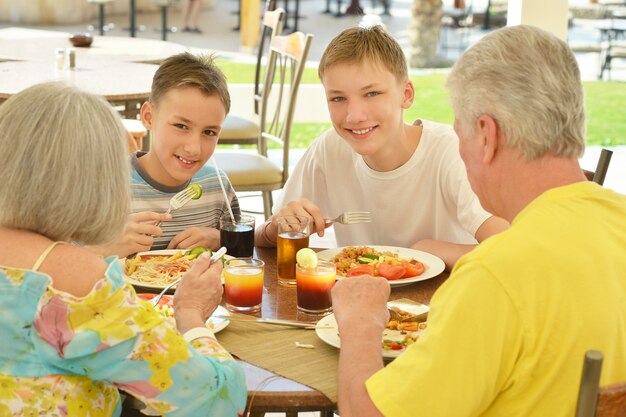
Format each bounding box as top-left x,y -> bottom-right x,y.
220,224 -> 254,257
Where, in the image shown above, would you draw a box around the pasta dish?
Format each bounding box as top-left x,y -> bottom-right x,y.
125,252 -> 193,287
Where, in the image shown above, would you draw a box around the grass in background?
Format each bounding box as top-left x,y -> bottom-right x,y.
217,60 -> 626,148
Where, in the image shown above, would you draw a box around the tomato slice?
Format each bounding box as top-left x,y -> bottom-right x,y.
347,264 -> 375,277
402,260 -> 426,278
377,263 -> 406,280
137,293 -> 173,307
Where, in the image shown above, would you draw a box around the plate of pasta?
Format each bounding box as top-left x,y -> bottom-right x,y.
316,246 -> 445,287
315,299 -> 429,359
123,249 -> 230,292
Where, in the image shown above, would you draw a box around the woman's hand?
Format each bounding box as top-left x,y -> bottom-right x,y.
173,252 -> 223,334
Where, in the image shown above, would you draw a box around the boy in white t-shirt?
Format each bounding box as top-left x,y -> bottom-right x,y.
255,25 -> 508,268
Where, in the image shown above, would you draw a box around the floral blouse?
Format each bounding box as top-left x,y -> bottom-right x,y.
0,256 -> 247,416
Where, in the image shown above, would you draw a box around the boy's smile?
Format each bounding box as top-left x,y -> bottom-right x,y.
323,61 -> 416,171
139,87 -> 226,187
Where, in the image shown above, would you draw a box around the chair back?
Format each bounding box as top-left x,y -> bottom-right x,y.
254,3 -> 286,115
583,148 -> 613,185
575,350 -> 626,417
258,31 -> 313,185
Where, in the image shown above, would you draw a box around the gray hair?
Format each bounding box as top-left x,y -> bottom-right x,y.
446,25 -> 586,160
0,82 -> 130,245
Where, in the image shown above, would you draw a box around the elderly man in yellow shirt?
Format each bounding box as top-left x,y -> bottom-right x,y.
331,25 -> 626,417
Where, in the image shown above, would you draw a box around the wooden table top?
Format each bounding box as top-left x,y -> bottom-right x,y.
234,246 -> 450,414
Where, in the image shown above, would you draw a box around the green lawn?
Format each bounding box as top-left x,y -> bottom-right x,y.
217,60 -> 626,148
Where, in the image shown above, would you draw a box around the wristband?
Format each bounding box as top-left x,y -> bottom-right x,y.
183,327 -> 216,342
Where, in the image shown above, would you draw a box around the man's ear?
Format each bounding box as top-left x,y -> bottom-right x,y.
476,115 -> 499,164
140,101 -> 154,130
401,80 -> 415,109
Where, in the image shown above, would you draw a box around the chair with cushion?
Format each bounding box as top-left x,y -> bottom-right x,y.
214,31 -> 314,218
220,2 -> 285,148
575,350 -> 626,417
583,148 -> 613,186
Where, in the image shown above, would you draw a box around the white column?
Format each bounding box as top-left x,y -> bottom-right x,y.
507,0 -> 569,41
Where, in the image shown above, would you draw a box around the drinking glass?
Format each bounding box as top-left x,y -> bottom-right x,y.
296,261 -> 336,314
220,214 -> 255,258
276,215 -> 310,286
223,258 -> 264,313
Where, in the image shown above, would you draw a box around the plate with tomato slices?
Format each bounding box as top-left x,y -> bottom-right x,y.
317,245 -> 445,287
136,293 -> 230,334
315,299 -> 429,359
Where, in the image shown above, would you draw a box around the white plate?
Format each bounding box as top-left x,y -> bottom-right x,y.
122,249 -> 231,292
315,300 -> 429,359
316,246 -> 445,287
208,305 -> 230,334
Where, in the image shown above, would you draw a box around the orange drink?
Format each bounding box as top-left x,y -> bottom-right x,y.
223,258 -> 264,313
296,261 -> 336,314
276,216 -> 310,286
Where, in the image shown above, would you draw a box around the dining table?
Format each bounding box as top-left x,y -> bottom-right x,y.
123,246 -> 450,416
122,247 -> 449,417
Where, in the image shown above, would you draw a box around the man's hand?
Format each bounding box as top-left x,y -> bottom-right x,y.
332,275 -> 391,336
332,276 -> 389,417
167,227 -> 220,250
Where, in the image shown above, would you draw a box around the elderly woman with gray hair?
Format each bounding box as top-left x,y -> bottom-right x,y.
0,82 -> 246,416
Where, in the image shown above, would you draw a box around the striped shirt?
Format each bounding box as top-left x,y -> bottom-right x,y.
130,152 -> 241,250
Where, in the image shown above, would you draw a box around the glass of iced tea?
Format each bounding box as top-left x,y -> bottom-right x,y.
219,214 -> 255,258
223,258 -> 264,313
296,261 -> 336,314
276,216 -> 310,286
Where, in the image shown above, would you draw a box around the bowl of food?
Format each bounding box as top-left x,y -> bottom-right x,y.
68,32 -> 93,48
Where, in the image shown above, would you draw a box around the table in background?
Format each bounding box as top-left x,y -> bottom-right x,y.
0,31 -> 188,64
0,60 -> 157,118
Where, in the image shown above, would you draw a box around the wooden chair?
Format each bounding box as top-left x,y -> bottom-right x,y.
575,350 -> 626,417
214,31 -> 314,218
220,2 -> 285,147
583,148 -> 613,185
121,119 -> 148,153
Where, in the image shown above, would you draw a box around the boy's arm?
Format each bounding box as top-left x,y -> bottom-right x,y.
474,215 -> 509,242
254,198 -> 331,247
412,216 -> 509,270
88,211 -> 170,258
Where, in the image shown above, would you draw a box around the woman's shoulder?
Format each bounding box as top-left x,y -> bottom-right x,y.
42,245 -> 111,297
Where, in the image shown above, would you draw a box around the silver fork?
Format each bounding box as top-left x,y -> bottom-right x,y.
325,211 -> 371,225
154,186 -> 198,227
150,246 -> 227,306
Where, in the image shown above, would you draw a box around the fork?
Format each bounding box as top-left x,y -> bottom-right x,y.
324,211 -> 372,226
150,246 -> 227,306
154,186 -> 198,227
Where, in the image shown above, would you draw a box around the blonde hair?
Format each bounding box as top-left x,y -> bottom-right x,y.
446,25 -> 586,160
150,52 -> 231,114
318,25 -> 408,83
0,82 -> 130,245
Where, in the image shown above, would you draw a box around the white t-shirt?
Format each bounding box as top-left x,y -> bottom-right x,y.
273,120 -> 491,247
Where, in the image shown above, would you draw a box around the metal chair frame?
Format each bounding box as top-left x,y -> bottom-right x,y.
575,350 -> 626,417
